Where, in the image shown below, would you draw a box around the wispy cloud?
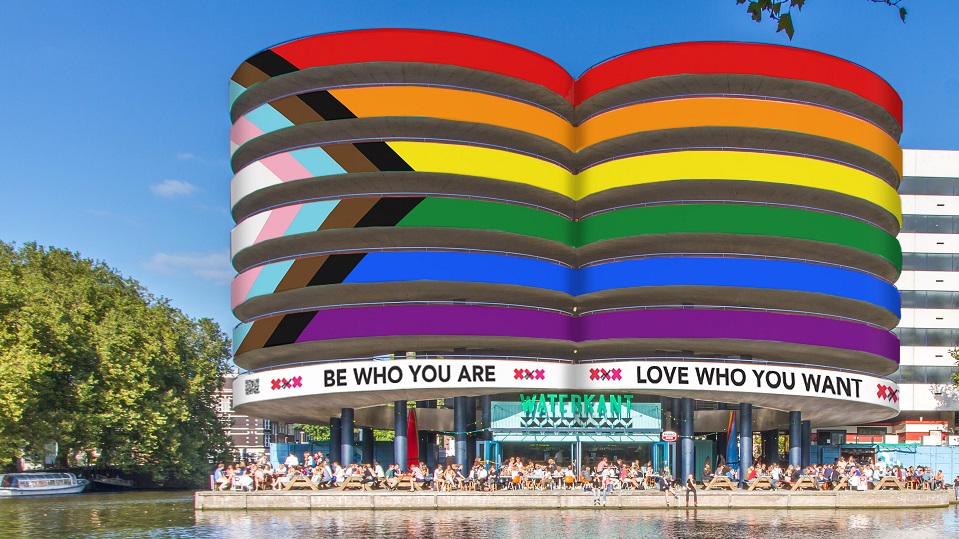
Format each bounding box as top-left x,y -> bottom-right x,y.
176,152 -> 197,161
143,250 -> 232,284
150,179 -> 198,198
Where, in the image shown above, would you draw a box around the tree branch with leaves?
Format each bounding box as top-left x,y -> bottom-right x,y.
737,0 -> 907,40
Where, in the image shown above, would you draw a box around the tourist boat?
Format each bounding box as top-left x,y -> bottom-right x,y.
0,472 -> 89,496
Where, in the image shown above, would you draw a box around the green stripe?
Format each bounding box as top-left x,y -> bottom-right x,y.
580,204 -> 902,270
393,198 -> 901,271
397,198 -> 574,244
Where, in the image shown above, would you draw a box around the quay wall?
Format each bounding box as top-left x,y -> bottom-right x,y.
196,490 -> 952,511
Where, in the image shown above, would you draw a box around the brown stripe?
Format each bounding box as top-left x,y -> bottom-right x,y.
275,255 -> 329,293
231,62 -> 271,88
271,95 -> 325,124
323,143 -> 381,173
320,198 -> 381,230
235,316 -> 283,356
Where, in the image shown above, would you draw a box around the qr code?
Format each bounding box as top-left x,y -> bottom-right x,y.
245,379 -> 260,395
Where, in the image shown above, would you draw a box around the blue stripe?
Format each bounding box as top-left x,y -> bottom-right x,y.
289,147 -> 347,177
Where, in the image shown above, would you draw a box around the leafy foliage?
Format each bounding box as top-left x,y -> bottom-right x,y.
297,424 -> 395,442
736,0 -> 907,40
0,241 -> 233,485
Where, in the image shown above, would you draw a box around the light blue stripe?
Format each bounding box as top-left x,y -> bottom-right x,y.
244,104 -> 294,134
290,147 -> 346,177
286,200 -> 340,236
246,260 -> 295,302
232,322 -> 253,355
228,80 -> 246,109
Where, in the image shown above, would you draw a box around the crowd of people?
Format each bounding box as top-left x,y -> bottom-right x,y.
706,455 -> 955,493
211,451 -> 959,503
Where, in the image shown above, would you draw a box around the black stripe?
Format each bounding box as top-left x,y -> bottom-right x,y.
307,254 -> 366,286
354,142 -> 414,171
245,50 -> 298,78
354,197 -> 425,228
298,91 -> 356,120
263,311 -> 316,348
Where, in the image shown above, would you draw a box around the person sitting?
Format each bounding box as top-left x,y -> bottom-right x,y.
410,462 -> 426,491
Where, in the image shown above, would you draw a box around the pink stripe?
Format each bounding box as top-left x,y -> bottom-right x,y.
231,266 -> 263,310
258,152 -> 313,181
253,205 -> 301,245
230,117 -> 264,146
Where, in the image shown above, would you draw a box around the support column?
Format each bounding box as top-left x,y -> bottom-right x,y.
330,417 -> 341,464
480,395 -> 493,441
359,426 -> 374,465
739,403 -> 753,488
680,398 -> 695,483
454,396 -> 467,468
762,429 -> 779,465
340,407 -> 354,466
788,411 -> 801,469
394,400 -> 408,472
801,420 -> 812,468
465,397 -> 477,466
670,398 -> 682,431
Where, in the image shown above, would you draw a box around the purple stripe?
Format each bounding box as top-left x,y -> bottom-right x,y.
296,305 -> 573,341
579,309 -> 899,362
288,305 -> 898,363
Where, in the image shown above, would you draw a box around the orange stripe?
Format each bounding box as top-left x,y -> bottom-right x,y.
330,86 -> 574,149
312,87 -> 900,176
581,98 -> 902,176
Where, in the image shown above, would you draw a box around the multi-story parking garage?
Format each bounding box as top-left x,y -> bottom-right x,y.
227,29 -> 904,480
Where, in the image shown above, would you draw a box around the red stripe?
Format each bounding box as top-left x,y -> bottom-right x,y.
264,31 -> 902,130
270,29 -> 574,101
575,42 -> 902,128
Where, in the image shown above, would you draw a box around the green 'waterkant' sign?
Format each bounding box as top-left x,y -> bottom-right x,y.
491,394 -> 661,431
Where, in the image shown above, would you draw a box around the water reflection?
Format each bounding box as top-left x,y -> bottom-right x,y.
0,492 -> 956,538
196,505 -> 958,539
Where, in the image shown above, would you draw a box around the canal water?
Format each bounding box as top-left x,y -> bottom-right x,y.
1,491 -> 957,538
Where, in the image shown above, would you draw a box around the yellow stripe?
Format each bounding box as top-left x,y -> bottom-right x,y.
388,142 -> 902,224
388,141 -> 576,198
581,151 -> 902,224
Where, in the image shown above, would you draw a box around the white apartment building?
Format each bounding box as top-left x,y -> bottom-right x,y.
894,149 -> 959,425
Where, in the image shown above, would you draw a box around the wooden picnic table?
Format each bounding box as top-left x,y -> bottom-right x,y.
395,475 -> 423,491
703,476 -> 737,491
747,477 -> 775,491
284,475 -> 318,491
832,476 -> 849,490
338,475 -> 371,491
874,476 -> 904,490
791,476 -> 818,491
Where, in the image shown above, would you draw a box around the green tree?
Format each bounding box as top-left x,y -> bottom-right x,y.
0,241 -> 232,485
737,0 -> 907,40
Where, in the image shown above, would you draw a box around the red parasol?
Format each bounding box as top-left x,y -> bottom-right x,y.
406,407 -> 419,470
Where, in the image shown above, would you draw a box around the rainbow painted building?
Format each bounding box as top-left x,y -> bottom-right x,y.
228,29 -> 903,477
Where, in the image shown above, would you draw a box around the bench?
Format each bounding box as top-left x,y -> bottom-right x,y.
284,475 -> 318,491
703,476 -> 737,491
747,477 -> 775,491
791,477 -> 818,491
831,476 -> 849,491
873,476 -> 904,491
338,475 -> 372,491
395,475 -> 423,491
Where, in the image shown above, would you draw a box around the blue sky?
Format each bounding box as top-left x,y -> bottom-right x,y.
1,1 -> 956,336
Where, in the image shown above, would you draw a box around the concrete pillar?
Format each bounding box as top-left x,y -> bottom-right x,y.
359,426 -> 374,464
394,400 -> 408,472
480,395 -> 493,441
680,398 -> 694,483
465,397 -> 477,466
739,403 -> 753,487
670,398 -> 682,431
454,396 -> 468,468
788,411 -> 801,469
801,420 -> 812,468
330,417 -> 342,464
340,407 -> 354,466
762,429 -> 779,465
